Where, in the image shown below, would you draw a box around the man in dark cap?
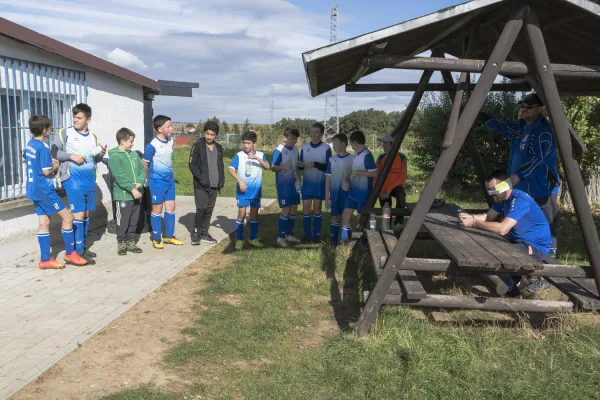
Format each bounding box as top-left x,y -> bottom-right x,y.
478,93 -> 560,293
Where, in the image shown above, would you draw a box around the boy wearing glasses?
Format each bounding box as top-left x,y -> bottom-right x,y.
477,93 -> 559,293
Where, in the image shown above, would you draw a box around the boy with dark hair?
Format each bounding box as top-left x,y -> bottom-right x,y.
325,133 -> 354,245
272,127 -> 301,247
341,131 -> 377,243
143,114 -> 183,248
376,132 -> 408,226
298,122 -> 331,242
107,128 -> 146,255
189,120 -> 225,245
52,103 -> 106,264
229,130 -> 270,250
26,115 -> 87,269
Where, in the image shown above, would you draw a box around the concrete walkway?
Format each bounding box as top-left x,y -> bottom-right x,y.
0,196 -> 273,399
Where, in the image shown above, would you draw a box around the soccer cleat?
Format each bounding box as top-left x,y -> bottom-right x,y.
64,252 -> 88,266
285,235 -> 301,244
277,237 -> 289,248
163,237 -> 184,246
82,249 -> 97,258
152,240 -> 164,249
191,231 -> 201,246
248,239 -> 264,248
521,277 -> 552,296
39,258 -> 66,270
117,242 -> 127,256
235,240 -> 244,250
126,241 -> 143,254
202,234 -> 218,244
79,253 -> 96,265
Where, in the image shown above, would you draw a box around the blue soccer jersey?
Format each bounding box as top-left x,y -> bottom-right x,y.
326,153 -> 354,202
61,126 -> 99,190
272,143 -> 299,199
492,189 -> 552,254
349,148 -> 377,204
300,142 -> 332,199
24,138 -> 55,201
230,150 -> 269,200
143,136 -> 174,184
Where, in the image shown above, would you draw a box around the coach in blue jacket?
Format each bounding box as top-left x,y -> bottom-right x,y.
478,93 -> 559,259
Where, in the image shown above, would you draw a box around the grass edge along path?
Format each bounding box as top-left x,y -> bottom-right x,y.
102,208 -> 600,400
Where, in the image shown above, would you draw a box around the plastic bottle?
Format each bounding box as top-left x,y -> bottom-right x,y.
293,168 -> 302,194
382,203 -> 391,231
85,145 -> 103,162
245,159 -> 253,177
369,213 -> 377,231
456,208 -> 465,225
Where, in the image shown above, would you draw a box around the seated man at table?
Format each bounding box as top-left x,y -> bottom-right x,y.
458,170 -> 552,298
376,132 -> 408,226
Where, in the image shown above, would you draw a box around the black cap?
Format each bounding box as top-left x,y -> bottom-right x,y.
519,93 -> 543,107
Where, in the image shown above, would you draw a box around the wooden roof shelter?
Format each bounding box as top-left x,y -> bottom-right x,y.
302,0 -> 600,335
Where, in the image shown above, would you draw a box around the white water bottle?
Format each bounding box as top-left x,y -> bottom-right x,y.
86,145 -> 103,162
293,169 -> 301,194
382,203 -> 391,231
369,213 -> 377,231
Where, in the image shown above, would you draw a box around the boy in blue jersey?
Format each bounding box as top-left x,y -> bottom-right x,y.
272,127 -> 301,248
341,131 -> 377,243
459,170 -> 552,297
143,115 -> 184,249
26,115 -> 87,269
325,133 -> 354,245
298,122 -> 331,242
229,130 -> 270,250
52,103 -> 106,265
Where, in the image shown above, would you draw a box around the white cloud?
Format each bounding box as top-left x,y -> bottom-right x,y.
107,48 -> 148,70
152,62 -> 167,69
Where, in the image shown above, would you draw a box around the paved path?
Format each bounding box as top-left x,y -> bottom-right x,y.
0,196 -> 273,399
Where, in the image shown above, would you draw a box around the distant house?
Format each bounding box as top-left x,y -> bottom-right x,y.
0,17 -> 197,242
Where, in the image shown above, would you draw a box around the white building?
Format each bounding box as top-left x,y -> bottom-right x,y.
0,17 -> 196,243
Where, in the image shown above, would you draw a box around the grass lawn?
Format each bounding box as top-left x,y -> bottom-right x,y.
102,145 -> 600,399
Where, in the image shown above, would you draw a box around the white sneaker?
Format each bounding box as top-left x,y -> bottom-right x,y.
286,235 -> 301,244
277,237 -> 289,247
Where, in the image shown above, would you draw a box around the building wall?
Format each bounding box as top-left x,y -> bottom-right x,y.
0,36 -> 146,243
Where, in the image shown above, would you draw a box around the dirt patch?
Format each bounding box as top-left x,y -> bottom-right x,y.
14,243 -> 236,400
218,294 -> 243,307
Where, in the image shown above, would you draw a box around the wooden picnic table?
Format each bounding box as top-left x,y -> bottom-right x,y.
407,203 -> 544,272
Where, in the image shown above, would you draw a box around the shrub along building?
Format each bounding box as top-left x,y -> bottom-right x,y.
302,0 -> 600,334
0,17 -> 198,243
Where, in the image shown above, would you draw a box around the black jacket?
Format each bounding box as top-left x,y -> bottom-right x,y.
188,138 -> 225,191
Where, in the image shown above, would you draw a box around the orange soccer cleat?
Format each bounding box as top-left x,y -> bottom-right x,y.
39,258 -> 66,270
64,252 -> 89,266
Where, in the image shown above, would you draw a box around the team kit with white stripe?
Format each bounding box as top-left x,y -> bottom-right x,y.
299,141 -> 332,241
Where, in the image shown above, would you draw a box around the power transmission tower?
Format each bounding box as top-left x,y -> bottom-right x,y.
323,4 -> 339,142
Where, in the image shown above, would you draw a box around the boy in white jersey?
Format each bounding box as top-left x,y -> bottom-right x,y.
325,133 -> 354,245
272,127 -> 301,248
298,122 -> 331,242
229,130 -> 270,250
52,103 -> 106,264
26,115 -> 87,269
143,115 -> 183,249
341,131 -> 377,243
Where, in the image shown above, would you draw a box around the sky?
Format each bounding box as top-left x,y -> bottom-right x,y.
1,0 -> 464,123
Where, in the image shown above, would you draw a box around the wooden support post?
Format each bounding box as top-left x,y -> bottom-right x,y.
344,82 -> 532,93
523,7 -> 600,296
355,62 -> 437,230
354,7 -> 525,335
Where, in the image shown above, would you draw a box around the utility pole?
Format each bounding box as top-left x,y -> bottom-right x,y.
323,4 -> 339,142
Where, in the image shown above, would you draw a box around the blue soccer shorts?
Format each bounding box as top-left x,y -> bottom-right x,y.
345,196 -> 367,214
278,193 -> 300,208
33,192 -> 65,216
64,180 -> 96,213
149,181 -> 176,205
330,198 -> 347,217
237,197 -> 261,209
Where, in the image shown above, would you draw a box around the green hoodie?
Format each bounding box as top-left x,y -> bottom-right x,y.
107,147 -> 146,201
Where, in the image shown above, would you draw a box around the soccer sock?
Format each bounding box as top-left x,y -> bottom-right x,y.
164,211 -> 176,238
287,214 -> 296,237
151,213 -> 162,241
73,219 -> 85,253
250,219 -> 259,241
313,214 -> 322,241
61,228 -> 75,255
303,214 -> 312,239
37,232 -> 51,262
330,222 -> 341,245
236,219 -> 244,241
341,226 -> 352,243
278,214 -> 288,239
83,217 -> 90,248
